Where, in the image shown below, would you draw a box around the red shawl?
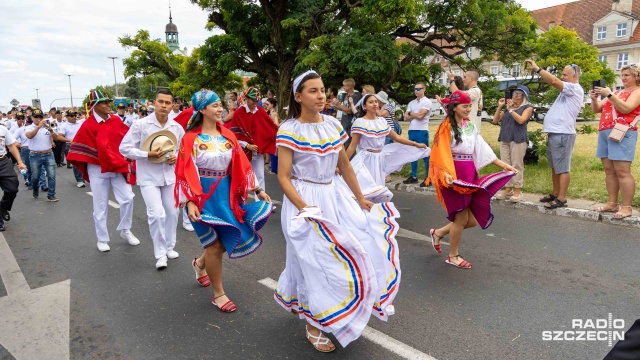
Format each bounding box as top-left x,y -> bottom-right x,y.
174,122 -> 257,223
174,107 -> 194,131
227,105 -> 277,160
67,113 -> 135,184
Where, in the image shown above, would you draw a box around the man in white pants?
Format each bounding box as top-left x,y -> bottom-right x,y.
67,90 -> 140,252
120,89 -> 185,269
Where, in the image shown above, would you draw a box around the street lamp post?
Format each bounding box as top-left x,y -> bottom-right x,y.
66,75 -> 74,107
35,88 -> 39,101
108,57 -> 119,97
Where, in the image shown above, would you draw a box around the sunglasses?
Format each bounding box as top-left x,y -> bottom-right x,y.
414,87 -> 424,91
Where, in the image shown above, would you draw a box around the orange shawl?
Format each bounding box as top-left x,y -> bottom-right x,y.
426,118 -> 477,210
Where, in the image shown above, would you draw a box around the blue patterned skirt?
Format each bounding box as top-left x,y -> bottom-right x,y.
192,175 -> 272,258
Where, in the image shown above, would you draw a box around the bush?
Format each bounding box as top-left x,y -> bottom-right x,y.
527,129 -> 547,158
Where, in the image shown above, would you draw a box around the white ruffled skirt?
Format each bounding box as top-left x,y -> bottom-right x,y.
274,179 -> 401,347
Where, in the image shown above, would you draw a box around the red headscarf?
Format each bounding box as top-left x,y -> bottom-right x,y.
174,122 -> 256,223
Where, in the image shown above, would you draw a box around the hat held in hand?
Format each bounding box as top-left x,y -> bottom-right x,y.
142,130 -> 178,164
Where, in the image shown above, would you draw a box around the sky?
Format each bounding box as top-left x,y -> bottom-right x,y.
0,0 -> 576,112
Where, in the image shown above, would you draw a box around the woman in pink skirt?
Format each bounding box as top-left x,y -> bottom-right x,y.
427,91 -> 517,269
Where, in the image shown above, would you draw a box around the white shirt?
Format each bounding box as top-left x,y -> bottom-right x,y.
543,82 -> 584,135
467,86 -> 483,133
59,121 -> 82,141
119,112 -> 185,186
168,110 -> 180,121
406,97 -> 433,131
0,126 -> 16,157
123,113 -> 139,127
13,127 -> 29,147
26,123 -> 53,152
243,104 -> 259,114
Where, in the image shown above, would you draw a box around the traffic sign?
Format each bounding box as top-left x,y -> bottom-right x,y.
10,99 -> 19,107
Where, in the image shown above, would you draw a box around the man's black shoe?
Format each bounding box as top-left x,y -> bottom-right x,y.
403,176 -> 418,184
33,190 -> 39,199
419,180 -> 431,188
47,196 -> 59,202
66,164 -> 72,169
0,223 -> 5,231
41,187 -> 48,192
2,209 -> 10,222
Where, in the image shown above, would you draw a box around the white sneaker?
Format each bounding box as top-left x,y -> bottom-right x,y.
182,221 -> 194,232
120,230 -> 140,245
167,250 -> 179,259
155,255 -> 168,269
97,241 -> 110,252
77,182 -> 86,188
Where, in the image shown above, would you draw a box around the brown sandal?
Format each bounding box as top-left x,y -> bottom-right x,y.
596,202 -> 619,213
613,206 -> 633,219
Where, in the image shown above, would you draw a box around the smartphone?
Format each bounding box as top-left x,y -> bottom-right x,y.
592,79 -> 606,89
504,90 -> 512,100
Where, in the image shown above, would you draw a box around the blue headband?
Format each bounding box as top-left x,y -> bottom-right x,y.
190,90 -> 220,119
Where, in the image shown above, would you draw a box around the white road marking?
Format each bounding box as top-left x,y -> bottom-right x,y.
0,233 -> 71,359
397,228 -> 450,246
86,192 -> 120,209
258,277 -> 437,360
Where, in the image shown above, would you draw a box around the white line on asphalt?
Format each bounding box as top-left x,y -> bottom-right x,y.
396,228 -> 450,246
0,233 -> 30,295
86,192 -> 120,209
258,277 -> 437,360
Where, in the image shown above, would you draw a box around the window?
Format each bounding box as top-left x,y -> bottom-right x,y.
617,23 -> 627,37
618,53 -> 629,69
596,26 -> 606,40
435,56 -> 441,62
490,66 -> 499,75
454,70 -> 461,76
598,55 -> 607,62
512,64 -> 521,77
501,66 -> 510,76
439,73 -> 446,85
466,47 -> 473,58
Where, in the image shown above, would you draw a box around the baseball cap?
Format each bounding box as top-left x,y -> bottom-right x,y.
33,109 -> 44,118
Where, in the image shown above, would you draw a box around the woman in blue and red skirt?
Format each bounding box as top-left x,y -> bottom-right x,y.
427,91 -> 517,269
175,90 -> 273,312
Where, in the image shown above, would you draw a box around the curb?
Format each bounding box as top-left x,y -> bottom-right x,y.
390,182 -> 640,229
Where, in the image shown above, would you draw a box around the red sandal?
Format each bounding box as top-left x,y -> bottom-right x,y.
192,258 -> 210,287
430,229 -> 443,254
445,255 -> 472,269
212,294 -> 237,313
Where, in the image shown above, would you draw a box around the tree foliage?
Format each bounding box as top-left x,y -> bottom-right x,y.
119,30 -> 183,81
81,86 -> 116,111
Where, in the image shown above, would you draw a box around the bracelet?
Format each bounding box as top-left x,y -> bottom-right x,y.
607,93 -> 613,98
536,68 -> 543,74
254,187 -> 263,195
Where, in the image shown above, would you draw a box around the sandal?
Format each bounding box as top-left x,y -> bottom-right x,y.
445,255 -> 472,269
495,190 -> 513,200
596,202 -> 619,213
429,229 -> 443,254
613,206 -> 633,219
306,327 -> 335,353
192,258 -> 210,287
212,294 -> 237,313
509,193 -> 524,202
544,198 -> 567,209
539,194 -> 556,203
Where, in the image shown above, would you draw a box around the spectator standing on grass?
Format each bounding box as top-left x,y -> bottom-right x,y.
402,82 -> 432,186
525,59 -> 583,209
493,85 -> 533,202
591,64 -> 640,219
448,70 -> 483,133
330,78 -> 361,148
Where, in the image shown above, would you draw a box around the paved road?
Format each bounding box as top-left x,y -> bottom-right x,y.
0,166 -> 637,360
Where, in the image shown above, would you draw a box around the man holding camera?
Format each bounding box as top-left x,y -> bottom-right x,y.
525,59 -> 583,209
25,109 -> 59,202
448,69 -> 483,133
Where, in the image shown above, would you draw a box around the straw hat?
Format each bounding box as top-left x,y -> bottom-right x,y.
142,130 -> 178,164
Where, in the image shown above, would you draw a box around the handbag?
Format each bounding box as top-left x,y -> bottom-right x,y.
608,101 -> 640,143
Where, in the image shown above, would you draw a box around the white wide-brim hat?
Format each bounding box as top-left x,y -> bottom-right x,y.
374,91 -> 390,105
141,129 -> 178,164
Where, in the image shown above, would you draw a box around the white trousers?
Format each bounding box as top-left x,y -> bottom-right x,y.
88,171 -> 134,243
140,185 -> 178,259
182,207 -> 189,224
251,153 -> 265,201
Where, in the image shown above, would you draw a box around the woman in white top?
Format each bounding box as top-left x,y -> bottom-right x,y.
346,94 -> 428,187
275,70 -> 401,353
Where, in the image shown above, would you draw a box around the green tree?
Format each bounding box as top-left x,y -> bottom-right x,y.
119,30 -> 184,81
124,77 -> 141,99
525,26 -> 616,119
191,0 -> 538,105
171,47 -> 243,101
